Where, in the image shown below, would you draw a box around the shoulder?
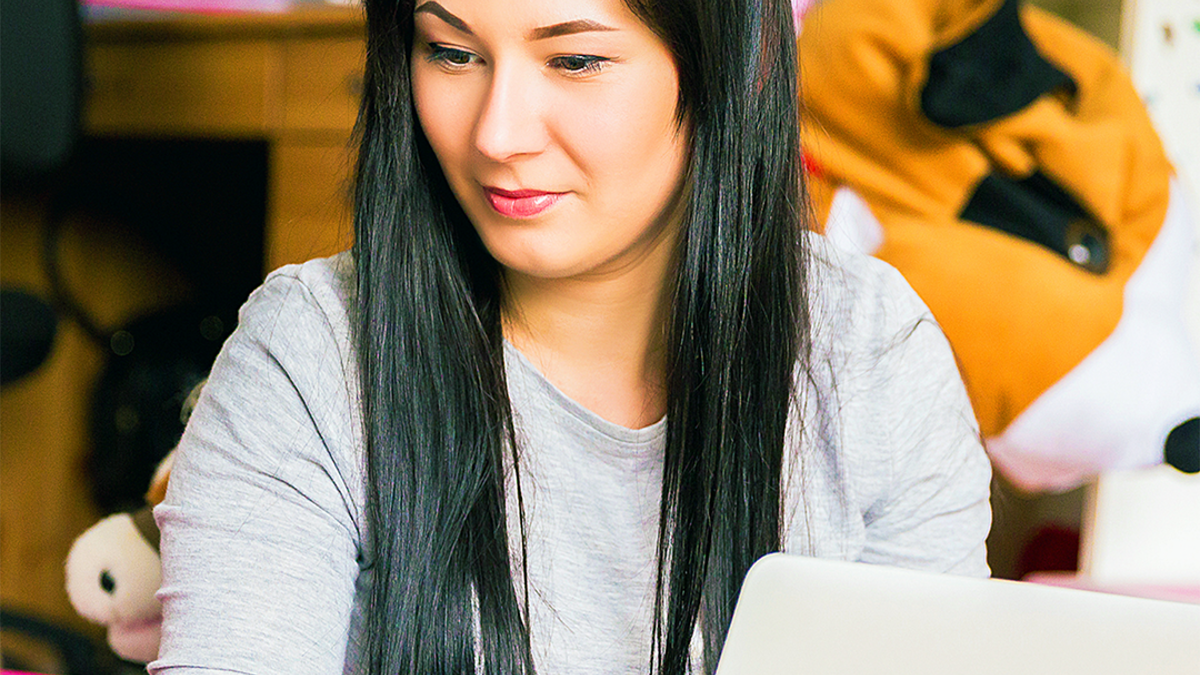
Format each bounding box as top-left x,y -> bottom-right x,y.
167,250 -> 366,539
187,249 -> 362,437
154,253 -> 366,672
794,232 -> 950,485
790,235 -> 990,575
182,252 -> 364,487
801,231 -> 970,446
223,253 -> 360,381
247,252 -> 357,339
222,251 -> 362,457
804,232 -> 932,358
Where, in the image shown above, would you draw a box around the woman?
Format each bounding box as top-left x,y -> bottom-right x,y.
150,0 -> 990,673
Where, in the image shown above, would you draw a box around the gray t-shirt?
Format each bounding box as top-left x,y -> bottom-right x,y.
150,240 -> 991,674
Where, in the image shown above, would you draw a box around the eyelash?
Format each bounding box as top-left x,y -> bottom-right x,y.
549,54 -> 609,76
426,44 -> 478,69
424,43 -> 610,77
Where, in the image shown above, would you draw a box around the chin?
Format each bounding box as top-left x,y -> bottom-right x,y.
487,247 -> 590,280
472,221 -> 595,280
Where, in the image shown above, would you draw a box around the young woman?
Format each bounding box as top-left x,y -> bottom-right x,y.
150,0 -> 991,673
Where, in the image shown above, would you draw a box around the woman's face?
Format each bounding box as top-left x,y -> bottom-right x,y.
411,0 -> 689,281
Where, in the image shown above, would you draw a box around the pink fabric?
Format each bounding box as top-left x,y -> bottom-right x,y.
792,0 -> 817,31
83,0 -> 292,13
1026,571 -> 1200,605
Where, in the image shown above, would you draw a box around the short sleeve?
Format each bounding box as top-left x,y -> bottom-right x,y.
150,264 -> 365,674
856,264 -> 992,577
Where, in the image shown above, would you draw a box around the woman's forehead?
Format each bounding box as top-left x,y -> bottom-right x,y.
412,0 -> 644,36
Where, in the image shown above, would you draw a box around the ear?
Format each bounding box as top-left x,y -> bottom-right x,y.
144,377 -> 206,505
145,449 -> 175,506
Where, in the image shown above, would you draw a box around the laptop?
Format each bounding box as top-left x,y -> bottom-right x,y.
716,554 -> 1200,674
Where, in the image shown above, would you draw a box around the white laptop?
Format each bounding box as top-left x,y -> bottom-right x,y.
716,554 -> 1200,674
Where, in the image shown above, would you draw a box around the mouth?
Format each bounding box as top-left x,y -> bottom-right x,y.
483,186 -> 566,219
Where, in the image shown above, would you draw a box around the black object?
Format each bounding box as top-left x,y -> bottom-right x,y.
1164,417 -> 1200,474
920,0 -> 1074,128
960,170 -> 1110,274
0,289 -> 59,385
0,606 -> 126,675
69,137 -> 269,313
0,0 -> 82,186
1,0 -> 80,384
88,304 -> 231,513
921,0 -> 1108,274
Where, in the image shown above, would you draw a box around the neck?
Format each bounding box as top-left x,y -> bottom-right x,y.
502,249 -> 674,430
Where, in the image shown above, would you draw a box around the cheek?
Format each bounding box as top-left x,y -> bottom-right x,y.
560,68 -> 687,212
412,67 -> 473,173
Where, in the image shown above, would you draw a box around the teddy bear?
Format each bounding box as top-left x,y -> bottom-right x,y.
64,456 -> 171,663
64,381 -> 199,663
797,0 -> 1200,492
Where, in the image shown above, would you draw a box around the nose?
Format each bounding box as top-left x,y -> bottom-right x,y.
473,63 -> 547,162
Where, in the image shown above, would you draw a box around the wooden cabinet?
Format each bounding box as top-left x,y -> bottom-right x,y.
84,6 -> 365,271
87,39 -> 279,137
272,34 -> 363,270
281,36 -> 363,134
268,141 -> 355,271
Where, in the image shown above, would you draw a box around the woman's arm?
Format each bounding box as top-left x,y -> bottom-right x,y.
150,265 -> 365,674
854,263 -> 992,577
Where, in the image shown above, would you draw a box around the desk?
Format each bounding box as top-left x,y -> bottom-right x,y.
85,6 -> 365,272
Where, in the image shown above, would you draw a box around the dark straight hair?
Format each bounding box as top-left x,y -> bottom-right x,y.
352,0 -> 809,673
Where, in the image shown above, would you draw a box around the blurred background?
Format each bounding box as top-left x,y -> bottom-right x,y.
2,1 -> 357,669
2,0 -> 1196,671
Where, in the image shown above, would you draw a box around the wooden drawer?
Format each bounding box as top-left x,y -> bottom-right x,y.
266,141 -> 355,270
281,37 -> 364,134
86,39 -> 279,137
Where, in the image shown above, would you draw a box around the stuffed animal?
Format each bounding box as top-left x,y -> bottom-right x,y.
798,0 -> 1200,491
64,456 -> 171,663
65,381 -> 199,663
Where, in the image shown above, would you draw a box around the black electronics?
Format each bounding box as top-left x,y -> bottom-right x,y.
88,304 -> 232,513
0,0 -> 81,186
1,289 -> 59,385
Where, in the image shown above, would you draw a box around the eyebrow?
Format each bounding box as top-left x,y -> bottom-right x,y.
413,2 -> 473,35
527,19 -> 618,41
413,2 -> 618,41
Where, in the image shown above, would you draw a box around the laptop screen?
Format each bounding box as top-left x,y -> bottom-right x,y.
716,554 -> 1200,675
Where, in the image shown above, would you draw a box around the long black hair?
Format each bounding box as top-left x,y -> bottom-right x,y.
352,0 -> 808,672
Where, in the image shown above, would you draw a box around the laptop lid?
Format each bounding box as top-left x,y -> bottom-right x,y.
716,553 -> 1200,675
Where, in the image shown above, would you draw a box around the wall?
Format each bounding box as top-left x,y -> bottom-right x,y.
1030,0 -> 1124,48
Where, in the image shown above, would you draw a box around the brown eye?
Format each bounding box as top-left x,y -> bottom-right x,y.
550,54 -> 608,75
428,44 -> 479,69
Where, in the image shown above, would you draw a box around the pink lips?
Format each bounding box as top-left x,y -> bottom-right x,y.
484,187 -> 566,218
